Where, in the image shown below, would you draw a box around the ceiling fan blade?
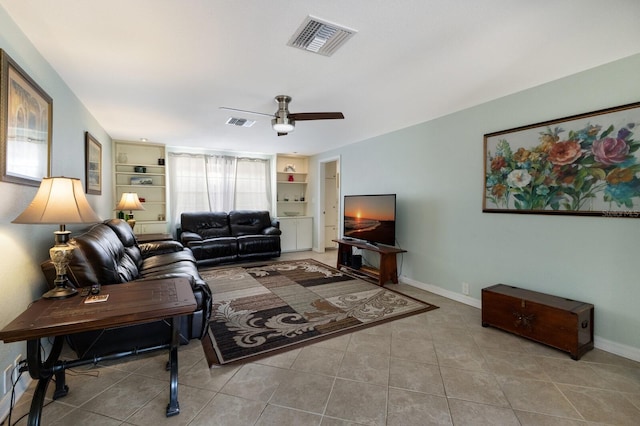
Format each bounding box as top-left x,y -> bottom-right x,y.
289,112 -> 344,121
219,106 -> 275,118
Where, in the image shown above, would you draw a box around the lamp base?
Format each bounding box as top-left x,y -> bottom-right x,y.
47,232 -> 77,299
126,217 -> 136,230
42,283 -> 78,299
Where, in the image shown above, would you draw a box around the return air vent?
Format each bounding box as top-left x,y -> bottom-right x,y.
287,16 -> 357,57
226,117 -> 255,128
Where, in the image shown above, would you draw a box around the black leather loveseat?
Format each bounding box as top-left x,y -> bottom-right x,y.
41,219 -> 212,359
180,210 -> 281,266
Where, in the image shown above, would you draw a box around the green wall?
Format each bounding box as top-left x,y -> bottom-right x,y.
314,53 -> 640,359
0,5 -> 112,404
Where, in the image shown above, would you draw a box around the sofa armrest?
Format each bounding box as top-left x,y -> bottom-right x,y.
180,231 -> 203,245
262,226 -> 282,236
271,218 -> 280,229
139,240 -> 185,258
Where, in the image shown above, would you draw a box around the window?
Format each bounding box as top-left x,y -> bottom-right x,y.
235,158 -> 272,210
168,152 -> 271,227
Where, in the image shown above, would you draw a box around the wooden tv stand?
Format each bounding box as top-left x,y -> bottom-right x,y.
333,238 -> 407,286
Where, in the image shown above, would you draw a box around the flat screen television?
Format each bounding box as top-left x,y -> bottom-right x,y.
343,194 -> 396,246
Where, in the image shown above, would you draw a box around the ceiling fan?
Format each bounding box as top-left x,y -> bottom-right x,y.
221,95 -> 344,136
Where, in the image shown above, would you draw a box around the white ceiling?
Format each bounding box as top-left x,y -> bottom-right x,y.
2,0 -> 640,156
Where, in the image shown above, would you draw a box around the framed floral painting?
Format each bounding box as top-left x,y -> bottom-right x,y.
484,102 -> 640,217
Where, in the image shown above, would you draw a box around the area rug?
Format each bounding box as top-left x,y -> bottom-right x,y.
199,259 -> 438,365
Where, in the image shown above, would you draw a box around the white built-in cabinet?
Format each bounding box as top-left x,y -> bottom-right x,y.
279,216 -> 313,252
276,154 -> 312,252
113,140 -> 168,234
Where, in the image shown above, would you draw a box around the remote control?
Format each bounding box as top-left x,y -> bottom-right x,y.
80,287 -> 90,297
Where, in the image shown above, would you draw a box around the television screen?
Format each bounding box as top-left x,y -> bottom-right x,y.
343,194 -> 396,246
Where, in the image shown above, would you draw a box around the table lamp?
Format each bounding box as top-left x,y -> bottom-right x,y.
12,177 -> 102,299
115,192 -> 145,230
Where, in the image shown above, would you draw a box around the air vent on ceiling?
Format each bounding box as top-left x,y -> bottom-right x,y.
226,117 -> 255,128
287,15 -> 357,57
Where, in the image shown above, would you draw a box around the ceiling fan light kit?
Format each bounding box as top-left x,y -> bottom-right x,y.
221,94 -> 344,136
272,116 -> 295,134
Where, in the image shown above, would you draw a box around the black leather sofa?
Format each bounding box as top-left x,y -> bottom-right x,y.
41,219 -> 212,359
180,210 -> 281,266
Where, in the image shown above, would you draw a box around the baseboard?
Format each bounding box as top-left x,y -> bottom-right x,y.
594,336 -> 640,362
399,274 -> 640,363
399,274 -> 481,309
0,373 -> 31,424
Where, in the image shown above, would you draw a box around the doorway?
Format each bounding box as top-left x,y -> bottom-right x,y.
318,157 -> 340,251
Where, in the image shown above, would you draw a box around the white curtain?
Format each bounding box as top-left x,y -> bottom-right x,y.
169,153 -> 209,229
235,158 -> 272,210
205,155 -> 237,211
168,152 -> 271,229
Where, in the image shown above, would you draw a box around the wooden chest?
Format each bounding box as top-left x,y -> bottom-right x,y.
481,284 -> 594,360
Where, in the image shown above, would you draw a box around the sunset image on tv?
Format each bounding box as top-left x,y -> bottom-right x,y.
344,194 -> 396,245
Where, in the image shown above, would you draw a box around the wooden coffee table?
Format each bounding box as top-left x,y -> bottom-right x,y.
0,278 -> 196,426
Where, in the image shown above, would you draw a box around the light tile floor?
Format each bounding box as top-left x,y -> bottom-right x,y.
6,250 -> 640,425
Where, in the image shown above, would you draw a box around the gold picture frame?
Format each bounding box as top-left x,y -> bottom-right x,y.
85,132 -> 102,195
0,49 -> 52,186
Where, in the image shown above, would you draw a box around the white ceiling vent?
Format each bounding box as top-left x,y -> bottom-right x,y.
287,15 -> 357,57
226,117 -> 255,128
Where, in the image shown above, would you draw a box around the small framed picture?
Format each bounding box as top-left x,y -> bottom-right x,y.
85,132 -> 101,194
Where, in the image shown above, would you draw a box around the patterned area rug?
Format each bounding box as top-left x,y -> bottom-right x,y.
199,259 -> 438,365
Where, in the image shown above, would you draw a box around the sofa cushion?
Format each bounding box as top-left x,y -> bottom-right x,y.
237,235 -> 281,259
64,223 -> 139,286
140,250 -> 201,277
186,237 -> 238,265
139,240 -> 184,258
181,211 -> 231,238
104,217 -> 144,270
229,210 -> 273,236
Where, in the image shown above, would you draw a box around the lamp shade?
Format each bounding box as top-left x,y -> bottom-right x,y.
12,177 -> 102,224
115,192 -> 145,211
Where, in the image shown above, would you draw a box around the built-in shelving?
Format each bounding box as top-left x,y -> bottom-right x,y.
113,140 -> 168,234
276,155 -> 309,218
276,154 -> 312,251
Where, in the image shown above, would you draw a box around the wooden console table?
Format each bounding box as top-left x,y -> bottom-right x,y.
0,278 -> 196,426
333,238 -> 407,285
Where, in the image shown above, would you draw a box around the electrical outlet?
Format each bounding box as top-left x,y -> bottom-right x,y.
3,365 -> 12,395
462,282 -> 470,295
12,355 -> 22,384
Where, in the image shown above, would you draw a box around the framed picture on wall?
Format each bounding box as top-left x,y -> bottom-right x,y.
483,102 -> 640,217
0,49 -> 52,186
85,131 -> 101,195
